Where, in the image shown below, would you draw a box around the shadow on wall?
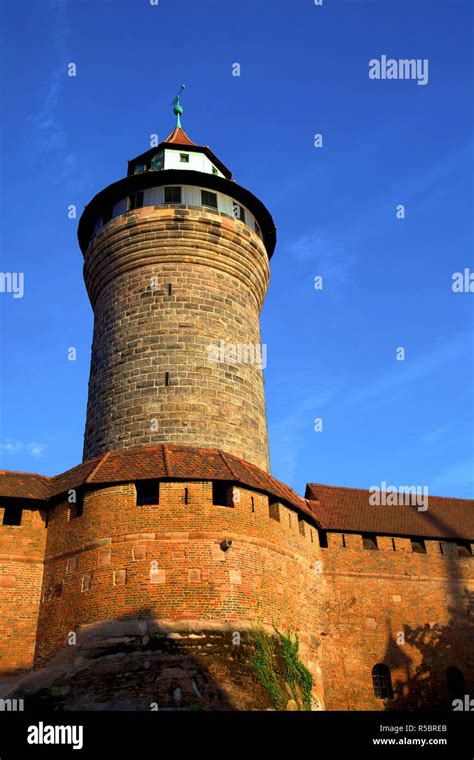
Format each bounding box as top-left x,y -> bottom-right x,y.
0,610 -> 277,711
380,507 -> 473,711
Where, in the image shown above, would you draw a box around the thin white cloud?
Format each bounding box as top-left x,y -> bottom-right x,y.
0,441 -> 47,458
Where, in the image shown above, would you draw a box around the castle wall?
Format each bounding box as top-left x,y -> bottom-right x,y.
34,481 -> 325,703
82,207 -> 271,470
318,533 -> 474,710
0,506 -> 47,675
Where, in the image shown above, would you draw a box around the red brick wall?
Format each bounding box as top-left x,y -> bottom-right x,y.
2,485 -> 472,710
0,505 -> 47,675
34,481 -> 325,703
318,532 -> 474,710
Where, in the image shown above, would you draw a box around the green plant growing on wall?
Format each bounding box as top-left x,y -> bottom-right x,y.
250,625 -> 313,710
250,626 -> 284,710
274,626 -> 313,711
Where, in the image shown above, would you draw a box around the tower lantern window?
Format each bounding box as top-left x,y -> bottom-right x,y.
102,206 -> 113,224
179,153 -> 189,163
129,192 -> 144,211
232,203 -> 246,223
164,186 -> 182,204
201,190 -> 218,209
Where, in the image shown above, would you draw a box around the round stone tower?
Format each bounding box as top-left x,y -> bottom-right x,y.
78,97 -> 276,472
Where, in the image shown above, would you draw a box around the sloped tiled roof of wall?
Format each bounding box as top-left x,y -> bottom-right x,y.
2,454 -> 472,539
0,470 -> 51,500
0,445 -> 311,517
306,483 -> 474,540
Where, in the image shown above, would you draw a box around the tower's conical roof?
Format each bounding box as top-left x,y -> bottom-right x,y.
162,125 -> 196,146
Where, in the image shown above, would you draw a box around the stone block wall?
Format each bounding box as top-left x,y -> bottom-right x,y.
82,207 -> 271,470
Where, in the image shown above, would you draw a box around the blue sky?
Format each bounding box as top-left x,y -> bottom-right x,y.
0,0 -> 473,498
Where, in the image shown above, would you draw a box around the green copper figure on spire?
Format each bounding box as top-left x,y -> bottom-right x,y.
171,84 -> 186,128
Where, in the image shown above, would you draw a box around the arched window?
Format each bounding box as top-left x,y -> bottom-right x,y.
372,663 -> 393,699
446,666 -> 465,700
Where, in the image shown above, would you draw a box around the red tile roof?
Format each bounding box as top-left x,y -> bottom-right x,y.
306,483 -> 474,540
2,455 -> 472,539
163,127 -> 196,146
0,470 -> 50,500
0,445 -> 311,517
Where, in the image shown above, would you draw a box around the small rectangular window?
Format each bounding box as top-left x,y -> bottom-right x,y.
2,504 -> 22,526
457,540 -> 472,557
318,529 -> 328,548
298,518 -> 306,537
151,152 -> 163,171
201,190 -> 218,209
129,192 -> 144,211
136,480 -> 160,506
232,203 -> 246,223
269,498 -> 280,521
70,492 -> 83,519
254,220 -> 261,237
164,186 -> 182,204
212,481 -> 232,507
411,537 -> 426,554
212,166 -> 218,175
180,153 -> 189,163
362,533 -> 378,550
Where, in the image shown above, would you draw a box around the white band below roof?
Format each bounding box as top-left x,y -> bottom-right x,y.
93,184 -> 263,239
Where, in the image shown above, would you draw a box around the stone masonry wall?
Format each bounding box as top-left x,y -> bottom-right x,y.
82,207 -> 271,470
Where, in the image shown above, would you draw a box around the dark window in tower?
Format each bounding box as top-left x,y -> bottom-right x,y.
151,152 -> 164,171
254,220 -> 262,237
212,166 -> 218,175
184,487 -> 189,505
212,481 -> 233,507
268,497 -> 280,521
136,480 -> 160,506
70,490 -> 84,519
232,203 -> 246,223
457,540 -> 472,557
372,664 -> 393,700
410,537 -> 426,554
362,533 -> 378,550
298,518 -> 306,537
2,504 -> 22,526
164,186 -> 182,204
318,529 -> 328,548
201,190 -> 218,209
103,206 -> 113,224
179,153 -> 189,163
129,192 -> 144,211
446,666 -> 465,700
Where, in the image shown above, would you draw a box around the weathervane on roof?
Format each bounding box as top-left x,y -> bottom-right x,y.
171,84 -> 186,129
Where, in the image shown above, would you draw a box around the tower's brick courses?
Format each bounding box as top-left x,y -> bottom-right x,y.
83,207 -> 270,471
